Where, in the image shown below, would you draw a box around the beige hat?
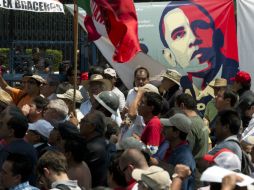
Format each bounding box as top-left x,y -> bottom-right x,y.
82,74 -> 112,90
56,89 -> 83,103
0,89 -> 13,105
132,166 -> 171,190
160,113 -> 192,134
209,78 -> 227,88
23,74 -> 46,84
161,69 -> 182,86
134,83 -> 159,94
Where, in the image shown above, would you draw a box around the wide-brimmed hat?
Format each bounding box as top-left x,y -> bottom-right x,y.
23,74 -> 46,84
134,83 -> 159,94
161,69 -> 182,86
0,89 -> 13,105
56,89 -> 83,103
132,166 -> 171,189
209,78 -> 227,88
82,74 -> 112,90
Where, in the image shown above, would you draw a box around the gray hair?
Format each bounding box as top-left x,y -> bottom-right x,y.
47,99 -> 69,121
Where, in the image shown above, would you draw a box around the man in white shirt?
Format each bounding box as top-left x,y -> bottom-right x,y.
104,68 -> 126,112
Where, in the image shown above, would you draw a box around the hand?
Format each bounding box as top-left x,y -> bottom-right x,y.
221,174 -> 243,190
174,164 -> 191,179
21,104 -> 30,116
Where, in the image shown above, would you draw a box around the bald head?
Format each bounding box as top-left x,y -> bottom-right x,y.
119,148 -> 148,170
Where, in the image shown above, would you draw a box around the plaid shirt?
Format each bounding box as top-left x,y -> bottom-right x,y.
10,182 -> 39,190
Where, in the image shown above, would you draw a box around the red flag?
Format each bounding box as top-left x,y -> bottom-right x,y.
91,0 -> 141,63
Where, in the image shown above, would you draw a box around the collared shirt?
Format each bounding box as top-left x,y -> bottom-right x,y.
51,180 -> 81,190
10,181 -> 39,190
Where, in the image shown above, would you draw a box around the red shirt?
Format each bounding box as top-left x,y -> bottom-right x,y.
141,116 -> 163,146
126,178 -> 137,190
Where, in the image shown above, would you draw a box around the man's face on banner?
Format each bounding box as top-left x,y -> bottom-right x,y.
162,5 -> 214,71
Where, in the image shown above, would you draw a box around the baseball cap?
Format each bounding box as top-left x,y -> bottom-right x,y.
161,69 -> 182,86
132,166 -> 171,190
160,113 -> 192,134
203,148 -> 241,171
104,68 -> 117,78
57,89 -> 83,103
231,71 -> 251,84
23,74 -> 46,84
28,119 -> 54,139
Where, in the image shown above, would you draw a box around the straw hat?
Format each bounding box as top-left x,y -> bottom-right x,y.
23,74 -> 46,84
161,69 -> 182,86
0,89 -> 13,105
56,89 -> 83,103
82,74 -> 112,90
209,78 -> 227,88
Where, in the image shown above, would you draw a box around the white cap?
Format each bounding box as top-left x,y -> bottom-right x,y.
104,68 -> 117,77
28,119 -> 54,138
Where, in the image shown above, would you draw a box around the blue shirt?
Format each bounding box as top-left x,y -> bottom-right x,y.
10,181 -> 39,190
167,144 -> 196,190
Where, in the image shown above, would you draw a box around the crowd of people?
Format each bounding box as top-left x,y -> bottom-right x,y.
0,64 -> 253,190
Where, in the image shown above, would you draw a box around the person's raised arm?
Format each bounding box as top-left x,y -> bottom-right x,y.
128,88 -> 144,120
0,74 -> 13,95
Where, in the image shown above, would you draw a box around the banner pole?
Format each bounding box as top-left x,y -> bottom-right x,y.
73,0 -> 78,115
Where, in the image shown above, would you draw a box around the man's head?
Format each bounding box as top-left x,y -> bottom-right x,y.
26,119 -> 53,145
215,88 -> 238,111
176,93 -> 197,111
215,110 -> 241,142
160,69 -> 181,91
209,78 -> 227,96
0,106 -> 28,141
231,71 -> 251,95
28,96 -> 49,122
134,67 -> 149,87
161,113 -> 192,142
37,150 -> 68,188
40,74 -> 60,98
0,153 -> 33,189
159,2 -> 217,73
138,92 -> 162,119
43,99 -> 69,126
80,110 -> 106,139
119,148 -> 149,183
104,68 -> 117,86
66,66 -> 81,86
22,74 -> 46,95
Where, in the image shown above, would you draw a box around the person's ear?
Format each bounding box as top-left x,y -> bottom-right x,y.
43,168 -> 50,178
162,48 -> 177,67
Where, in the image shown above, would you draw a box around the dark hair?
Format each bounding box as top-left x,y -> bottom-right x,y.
7,106 -> 28,138
176,93 -> 197,110
105,117 -> 119,140
217,110 -> 241,135
159,1 -> 215,48
88,66 -> 104,78
144,92 -> 162,115
64,138 -> 86,163
172,126 -> 188,140
32,96 -> 49,110
37,150 -> 68,175
6,153 -> 33,183
66,66 -> 80,77
160,107 -> 184,118
134,67 -> 150,79
57,121 -> 80,140
223,88 -> 238,107
108,152 -> 128,187
238,83 -> 251,97
83,110 -> 107,136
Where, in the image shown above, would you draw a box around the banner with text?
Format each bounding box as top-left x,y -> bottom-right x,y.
0,0 -> 64,13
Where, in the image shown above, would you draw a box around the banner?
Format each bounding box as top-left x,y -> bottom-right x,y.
237,0 -> 254,91
66,0 -> 238,113
0,0 -> 64,13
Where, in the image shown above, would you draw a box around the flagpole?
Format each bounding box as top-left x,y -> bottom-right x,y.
73,0 -> 78,115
